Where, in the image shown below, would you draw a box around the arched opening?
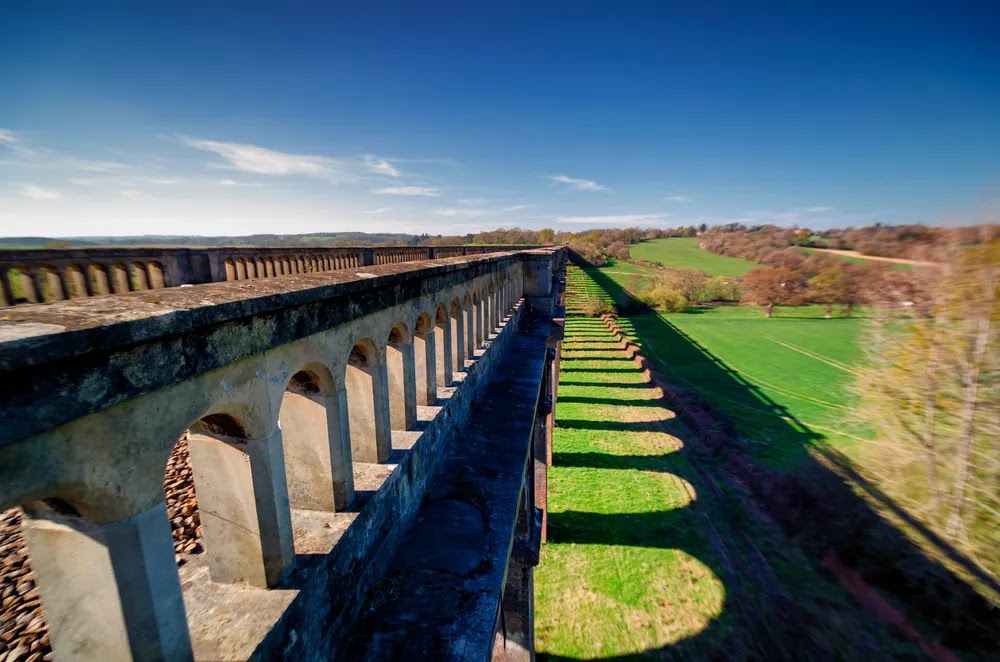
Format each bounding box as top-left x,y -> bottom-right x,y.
449,298 -> 464,375
109,263 -> 129,293
414,313 -> 437,406
88,264 -> 111,295
278,368 -> 352,515
130,262 -> 148,290
487,284 -> 497,337
225,259 -> 236,281
434,304 -> 452,388
386,324 -> 416,431
235,259 -> 248,281
345,340 -> 389,464
462,293 -> 474,361
186,412 -> 293,588
472,291 -> 482,348
39,266 -> 65,301
64,265 -> 89,298
147,261 -> 166,289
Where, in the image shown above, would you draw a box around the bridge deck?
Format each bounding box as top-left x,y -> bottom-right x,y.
346,314 -> 549,659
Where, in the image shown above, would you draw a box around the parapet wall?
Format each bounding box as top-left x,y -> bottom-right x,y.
0,247 -> 565,660
0,244 -> 546,306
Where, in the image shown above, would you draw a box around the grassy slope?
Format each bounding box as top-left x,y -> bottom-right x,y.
629,238 -> 757,277
633,307 -> 868,467
594,252 -> 868,467
535,267 -> 912,659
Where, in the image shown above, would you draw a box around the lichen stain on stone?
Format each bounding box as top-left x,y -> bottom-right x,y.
269,361 -> 290,386
78,369 -> 111,405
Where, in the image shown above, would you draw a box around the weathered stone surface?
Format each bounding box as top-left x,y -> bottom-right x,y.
0,246 -> 564,660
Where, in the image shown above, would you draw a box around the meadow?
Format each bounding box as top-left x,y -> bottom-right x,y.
594,250 -> 867,467
628,238 -> 756,277
534,267 -> 912,659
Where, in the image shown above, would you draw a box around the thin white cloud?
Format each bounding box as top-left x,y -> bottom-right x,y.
0,129 -> 16,144
363,155 -> 401,177
180,136 -> 346,179
434,207 -> 493,218
19,185 -> 61,200
549,174 -> 611,192
456,197 -> 489,205
362,207 -> 393,214
798,206 -> 831,213
217,178 -> 263,188
433,204 -> 531,218
558,213 -> 670,225
372,186 -> 441,197
663,195 -> 690,202
120,189 -> 153,201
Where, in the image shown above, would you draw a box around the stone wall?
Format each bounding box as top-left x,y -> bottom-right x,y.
0,247 -> 565,660
0,245 -> 546,306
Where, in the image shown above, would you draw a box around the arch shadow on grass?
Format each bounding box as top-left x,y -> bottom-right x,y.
539,262 -> 999,660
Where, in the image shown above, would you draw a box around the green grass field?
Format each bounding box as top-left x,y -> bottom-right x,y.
535,266 -> 912,659
588,264 -> 868,467
629,238 -> 757,277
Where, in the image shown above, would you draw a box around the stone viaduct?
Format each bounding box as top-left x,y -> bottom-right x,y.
0,245 -> 539,307
0,246 -> 566,661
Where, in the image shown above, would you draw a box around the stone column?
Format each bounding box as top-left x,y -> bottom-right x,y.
187,427 -> 295,588
279,390 -> 354,511
30,270 -> 45,303
20,501 -> 192,661
451,309 -> 465,373
387,342 -> 417,430
464,306 -> 475,360
415,330 -> 437,405
0,269 -> 14,306
372,359 -> 393,460
435,320 -> 453,388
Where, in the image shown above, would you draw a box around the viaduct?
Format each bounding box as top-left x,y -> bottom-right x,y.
0,244 -> 540,307
0,245 -> 567,661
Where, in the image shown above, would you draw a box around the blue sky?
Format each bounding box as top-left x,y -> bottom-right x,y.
1,1 -> 998,237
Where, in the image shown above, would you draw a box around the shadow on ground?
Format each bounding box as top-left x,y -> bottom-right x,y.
538,264 -> 999,661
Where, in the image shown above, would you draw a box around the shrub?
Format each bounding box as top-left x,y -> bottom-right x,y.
580,297 -> 615,317
699,276 -> 741,302
644,286 -> 690,312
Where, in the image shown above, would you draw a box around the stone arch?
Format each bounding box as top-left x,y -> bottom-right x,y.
37,265 -> 65,301
434,303 -> 453,388
87,264 -> 111,295
64,264 -> 89,298
224,259 -> 237,281
184,410 -> 292,588
462,292 -> 475,361
129,262 -> 149,290
386,323 -> 416,431
449,297 -> 465,375
345,338 -> 389,464
472,289 -> 484,347
147,261 -> 166,289
278,363 -> 352,515
413,312 -> 437,406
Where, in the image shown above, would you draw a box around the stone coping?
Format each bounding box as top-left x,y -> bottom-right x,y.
0,249 -> 554,373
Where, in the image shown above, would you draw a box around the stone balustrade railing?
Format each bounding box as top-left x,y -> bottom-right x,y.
0,244 -> 546,306
0,247 -> 565,660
